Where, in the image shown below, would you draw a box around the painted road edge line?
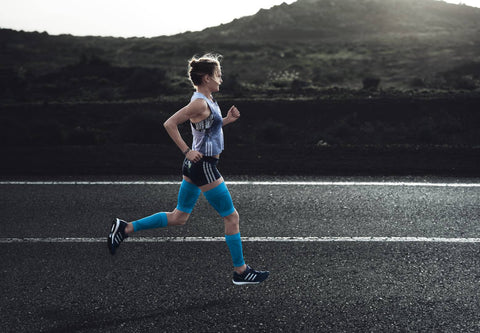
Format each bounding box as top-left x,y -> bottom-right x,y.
2,236 -> 480,243
1,181 -> 480,187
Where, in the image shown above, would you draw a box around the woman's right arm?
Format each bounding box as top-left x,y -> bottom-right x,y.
163,101 -> 204,162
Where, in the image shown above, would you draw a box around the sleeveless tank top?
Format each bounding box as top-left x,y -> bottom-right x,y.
190,92 -> 224,156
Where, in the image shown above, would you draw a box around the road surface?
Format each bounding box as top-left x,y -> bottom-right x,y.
1,176 -> 479,332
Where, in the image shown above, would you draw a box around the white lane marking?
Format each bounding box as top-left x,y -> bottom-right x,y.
0,181 -> 479,187
2,237 -> 480,243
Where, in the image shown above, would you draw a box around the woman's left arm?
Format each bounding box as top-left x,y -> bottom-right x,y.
223,105 -> 241,126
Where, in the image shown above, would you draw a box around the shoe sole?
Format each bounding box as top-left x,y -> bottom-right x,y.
232,280 -> 262,285
232,273 -> 269,285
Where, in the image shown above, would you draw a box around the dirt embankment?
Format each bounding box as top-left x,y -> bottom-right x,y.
1,97 -> 479,176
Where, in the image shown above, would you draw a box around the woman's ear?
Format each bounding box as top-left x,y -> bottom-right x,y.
202,74 -> 210,85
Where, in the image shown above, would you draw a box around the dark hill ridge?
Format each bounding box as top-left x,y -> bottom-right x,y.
191,0 -> 480,42
1,0 -> 480,101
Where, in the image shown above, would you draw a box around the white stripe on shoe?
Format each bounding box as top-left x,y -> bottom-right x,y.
243,272 -> 258,282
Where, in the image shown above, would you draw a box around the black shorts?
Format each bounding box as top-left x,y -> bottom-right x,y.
182,156 -> 222,187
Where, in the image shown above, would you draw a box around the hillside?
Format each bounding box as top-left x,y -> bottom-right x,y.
1,0 -> 480,102
191,0 -> 480,42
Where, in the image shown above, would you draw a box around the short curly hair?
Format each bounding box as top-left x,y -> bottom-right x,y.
188,53 -> 222,87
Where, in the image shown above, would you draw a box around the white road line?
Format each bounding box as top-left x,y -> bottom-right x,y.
2,237 -> 480,243
0,181 -> 479,187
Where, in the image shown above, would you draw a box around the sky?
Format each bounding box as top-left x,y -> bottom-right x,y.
1,0 -> 479,38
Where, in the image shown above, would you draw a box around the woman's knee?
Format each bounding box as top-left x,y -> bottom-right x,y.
224,210 -> 239,226
168,209 -> 190,226
224,210 -> 240,235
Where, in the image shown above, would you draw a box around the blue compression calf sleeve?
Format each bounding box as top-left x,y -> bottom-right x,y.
203,182 -> 235,217
225,232 -> 245,267
176,180 -> 201,214
132,212 -> 168,232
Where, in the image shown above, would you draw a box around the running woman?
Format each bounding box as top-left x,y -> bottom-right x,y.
108,53 -> 269,285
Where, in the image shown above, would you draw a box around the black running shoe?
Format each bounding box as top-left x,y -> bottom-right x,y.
108,218 -> 128,255
232,265 -> 269,285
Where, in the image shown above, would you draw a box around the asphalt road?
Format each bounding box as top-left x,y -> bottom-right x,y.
1,176 -> 480,332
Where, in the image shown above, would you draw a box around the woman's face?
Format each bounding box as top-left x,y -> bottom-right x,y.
208,67 -> 223,92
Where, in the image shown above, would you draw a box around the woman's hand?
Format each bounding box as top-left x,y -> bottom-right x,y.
185,149 -> 203,163
224,105 -> 240,126
228,105 -> 240,120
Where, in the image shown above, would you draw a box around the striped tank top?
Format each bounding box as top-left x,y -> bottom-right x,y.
190,92 -> 224,156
